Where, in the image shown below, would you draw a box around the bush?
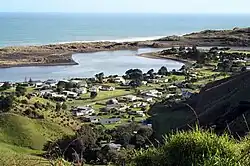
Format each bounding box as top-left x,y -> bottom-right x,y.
131,129 -> 242,166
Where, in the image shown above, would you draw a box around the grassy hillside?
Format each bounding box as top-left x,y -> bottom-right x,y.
0,113 -> 74,165
0,113 -> 74,150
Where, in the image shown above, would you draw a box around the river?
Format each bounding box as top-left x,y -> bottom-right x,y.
0,48 -> 183,82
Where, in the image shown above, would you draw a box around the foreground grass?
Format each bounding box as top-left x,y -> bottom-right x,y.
130,129 -> 250,166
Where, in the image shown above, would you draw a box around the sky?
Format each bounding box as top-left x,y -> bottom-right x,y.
1,0 -> 250,14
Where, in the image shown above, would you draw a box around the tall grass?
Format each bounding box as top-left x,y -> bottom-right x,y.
131,128 -> 250,166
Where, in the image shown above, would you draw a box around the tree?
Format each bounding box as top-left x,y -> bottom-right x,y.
158,66 -> 168,76
62,103 -> 68,110
56,103 -> 61,112
16,84 -> 26,96
147,69 -> 154,75
179,46 -> 186,52
95,72 -> 104,83
0,95 -> 14,112
0,82 -> 11,91
125,69 -> 143,80
90,91 -> 98,99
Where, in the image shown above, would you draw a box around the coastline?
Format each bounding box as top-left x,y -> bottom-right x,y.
0,27 -> 249,68
138,52 -> 195,66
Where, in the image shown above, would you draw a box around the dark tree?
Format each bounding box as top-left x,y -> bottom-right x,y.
0,95 -> 14,112
125,69 -> 143,80
147,69 -> 154,75
90,91 -> 98,99
62,103 -> 68,110
56,103 -> 61,112
95,72 -> 104,83
158,66 -> 168,75
16,84 -> 26,96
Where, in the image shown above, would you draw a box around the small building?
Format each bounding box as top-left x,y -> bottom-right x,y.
143,97 -> 153,103
136,111 -> 146,117
62,91 -> 78,98
45,79 -> 58,85
106,98 -> 119,105
75,88 -> 87,94
168,85 -> 178,91
0,82 -> 5,87
100,118 -> 121,125
102,143 -> 122,151
100,85 -> 115,91
81,116 -> 99,123
89,86 -> 99,93
73,106 -> 95,116
144,89 -> 162,98
141,81 -> 148,85
123,95 -> 137,102
114,77 -> 126,84
40,89 -> 53,96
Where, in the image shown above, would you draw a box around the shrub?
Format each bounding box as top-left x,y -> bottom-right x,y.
131,129 -> 240,166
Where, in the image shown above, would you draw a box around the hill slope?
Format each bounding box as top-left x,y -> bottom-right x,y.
0,113 -> 74,150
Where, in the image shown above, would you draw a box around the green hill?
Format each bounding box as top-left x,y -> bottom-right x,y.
0,113 -> 74,165
0,113 -> 74,150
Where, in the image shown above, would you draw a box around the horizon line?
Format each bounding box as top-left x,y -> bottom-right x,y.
0,11 -> 250,15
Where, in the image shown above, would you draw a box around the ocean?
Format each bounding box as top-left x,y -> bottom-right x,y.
0,13 -> 250,47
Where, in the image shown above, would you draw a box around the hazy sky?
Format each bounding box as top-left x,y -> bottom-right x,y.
1,0 -> 250,13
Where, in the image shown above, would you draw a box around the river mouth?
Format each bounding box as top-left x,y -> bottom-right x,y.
0,48 -> 183,82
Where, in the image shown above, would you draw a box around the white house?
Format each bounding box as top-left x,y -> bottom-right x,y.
100,85 -> 115,91
136,111 -> 146,117
144,90 -> 162,98
40,89 -> 53,96
141,81 -> 148,85
100,118 -> 121,125
114,77 -> 126,84
143,97 -> 153,102
73,106 -> 95,116
62,91 -> 78,98
75,88 -> 87,94
0,82 -> 4,87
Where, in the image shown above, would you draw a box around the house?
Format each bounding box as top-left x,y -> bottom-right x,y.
100,118 -> 121,125
30,80 -> 43,88
62,91 -> 78,98
143,97 -> 153,102
132,102 -> 148,108
45,79 -> 57,85
100,85 -> 115,91
74,88 -> 87,94
71,80 -> 88,88
0,82 -> 4,87
141,81 -> 148,85
136,111 -> 146,117
102,143 -> 122,151
168,85 -> 177,91
144,90 -> 162,98
147,79 -> 159,84
106,98 -> 119,105
51,93 -> 67,101
81,116 -> 99,123
89,86 -> 99,93
40,89 -> 53,96
102,104 -> 128,112
73,106 -> 95,116
123,95 -> 137,102
114,77 -> 126,84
